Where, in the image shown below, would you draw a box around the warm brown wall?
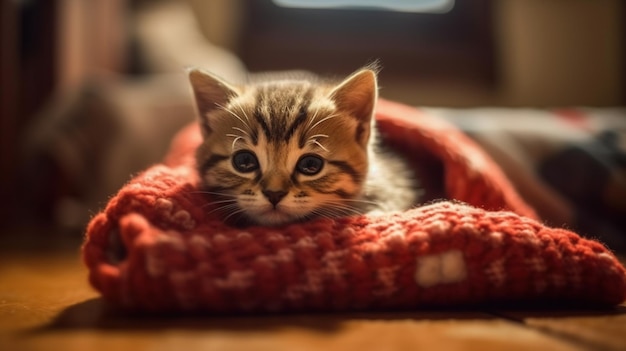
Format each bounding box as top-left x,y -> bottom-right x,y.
189,0 -> 624,107
497,0 -> 623,107
49,0 -> 626,107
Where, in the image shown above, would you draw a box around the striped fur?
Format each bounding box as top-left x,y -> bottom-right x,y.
189,67 -> 420,226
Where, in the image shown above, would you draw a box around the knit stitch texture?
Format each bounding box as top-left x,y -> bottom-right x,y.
82,99 -> 626,312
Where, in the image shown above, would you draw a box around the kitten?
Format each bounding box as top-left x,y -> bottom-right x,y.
188,66 -> 420,226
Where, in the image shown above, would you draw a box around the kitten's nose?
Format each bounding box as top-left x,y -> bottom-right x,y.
262,189 -> 288,207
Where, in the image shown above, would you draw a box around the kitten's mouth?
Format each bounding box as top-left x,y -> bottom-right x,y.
256,207 -> 297,225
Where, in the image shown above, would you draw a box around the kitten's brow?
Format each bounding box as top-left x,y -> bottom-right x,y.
300,106 -> 319,148
228,126 -> 253,150
299,112 -> 338,148
232,100 -> 252,125
304,104 -> 321,132
308,113 -> 339,133
215,102 -> 252,131
226,134 -> 244,150
306,133 -> 329,150
253,109 -> 271,140
232,127 -> 250,137
285,107 -> 309,141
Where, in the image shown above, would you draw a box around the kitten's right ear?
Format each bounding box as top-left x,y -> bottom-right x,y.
188,68 -> 240,134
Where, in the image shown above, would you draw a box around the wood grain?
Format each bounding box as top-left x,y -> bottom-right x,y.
1,249 -> 622,351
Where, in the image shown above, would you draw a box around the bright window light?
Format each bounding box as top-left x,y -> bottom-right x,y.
272,0 -> 455,13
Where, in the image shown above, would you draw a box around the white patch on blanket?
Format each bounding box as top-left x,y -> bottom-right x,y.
414,250 -> 467,288
484,258 -> 506,287
214,270 -> 255,290
373,265 -> 400,297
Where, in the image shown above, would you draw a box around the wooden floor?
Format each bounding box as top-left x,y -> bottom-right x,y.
1,236 -> 625,351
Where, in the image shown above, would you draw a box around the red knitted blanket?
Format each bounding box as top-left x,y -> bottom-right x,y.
82,99 -> 626,312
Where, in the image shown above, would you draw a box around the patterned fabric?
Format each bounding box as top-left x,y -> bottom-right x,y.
82,99 -> 626,312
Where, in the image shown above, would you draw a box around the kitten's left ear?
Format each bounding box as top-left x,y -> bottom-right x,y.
188,68 -> 241,135
328,69 -> 378,144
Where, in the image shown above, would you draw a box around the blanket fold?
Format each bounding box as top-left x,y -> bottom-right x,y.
82,98 -> 626,312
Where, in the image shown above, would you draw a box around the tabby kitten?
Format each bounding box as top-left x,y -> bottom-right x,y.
188,66 -> 420,226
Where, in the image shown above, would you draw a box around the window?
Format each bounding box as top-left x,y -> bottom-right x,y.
237,0 -> 495,88
273,0 -> 455,13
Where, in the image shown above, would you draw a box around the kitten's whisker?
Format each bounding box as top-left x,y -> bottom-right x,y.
311,205 -> 360,220
327,207 -> 361,217
226,134 -> 244,151
232,127 -> 251,137
202,198 -> 238,207
308,134 -> 329,139
228,127 -> 252,150
324,198 -> 372,206
222,207 -> 247,222
313,202 -> 364,219
233,100 -> 252,125
309,113 -> 339,133
188,190 -> 236,198
333,198 -> 380,206
306,139 -> 328,152
233,137 -> 243,150
304,104 -> 321,132
200,201 -> 234,211
216,102 -> 252,131
329,202 -> 365,214
193,190 -> 239,211
205,203 -> 240,216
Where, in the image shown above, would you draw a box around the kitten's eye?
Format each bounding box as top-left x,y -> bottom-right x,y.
232,151 -> 259,173
296,154 -> 324,175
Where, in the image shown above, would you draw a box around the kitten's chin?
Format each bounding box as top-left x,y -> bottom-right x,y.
251,209 -> 300,227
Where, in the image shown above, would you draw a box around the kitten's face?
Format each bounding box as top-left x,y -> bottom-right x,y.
189,69 -> 377,226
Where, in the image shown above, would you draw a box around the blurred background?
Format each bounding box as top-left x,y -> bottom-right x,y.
1,0 -> 625,249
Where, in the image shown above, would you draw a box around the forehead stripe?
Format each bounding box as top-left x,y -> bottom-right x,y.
252,85 -> 314,142
285,106 -> 309,141
253,109 -> 271,140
